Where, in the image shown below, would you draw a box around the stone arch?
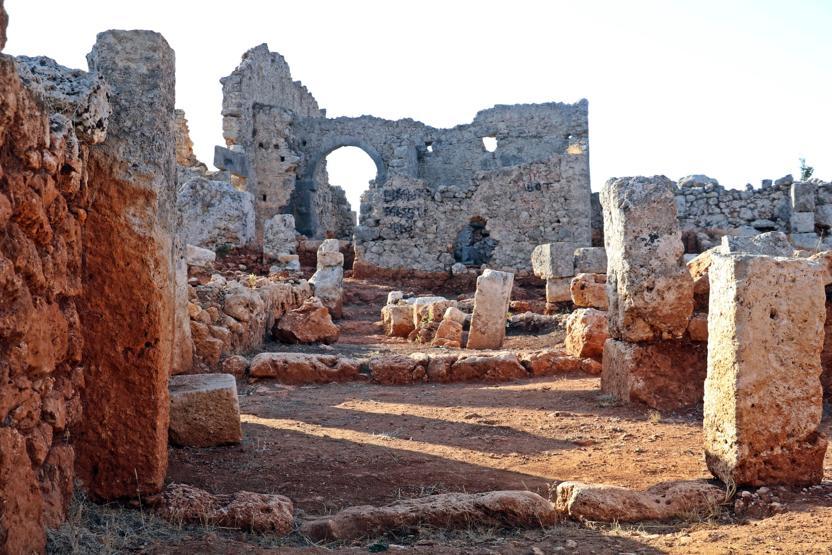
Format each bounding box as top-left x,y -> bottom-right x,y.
294,136 -> 386,236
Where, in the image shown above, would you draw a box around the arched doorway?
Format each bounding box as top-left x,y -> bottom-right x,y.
454,216 -> 497,266
321,146 -> 378,213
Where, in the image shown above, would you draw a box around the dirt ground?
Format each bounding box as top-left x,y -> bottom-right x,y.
50,274 -> 832,553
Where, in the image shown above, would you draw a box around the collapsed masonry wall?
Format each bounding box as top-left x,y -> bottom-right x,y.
215,45 -> 592,272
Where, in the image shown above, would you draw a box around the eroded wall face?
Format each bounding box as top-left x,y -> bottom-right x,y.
0,54 -> 90,554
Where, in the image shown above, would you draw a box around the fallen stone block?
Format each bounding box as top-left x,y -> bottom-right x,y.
449,353 -> 527,382
467,269 -> 513,349
719,231 -> 793,257
601,176 -> 693,342
249,352 -> 359,384
158,483 -> 293,534
274,297 -> 339,344
564,308 -> 608,361
555,480 -> 724,522
432,307 -> 465,348
186,244 -> 216,268
369,354 -> 427,385
519,349 -> 583,376
532,242 -> 576,279
169,374 -> 241,448
423,354 -> 461,382
221,355 -> 249,377
300,490 -> 556,541
570,273 -> 608,309
574,247 -> 607,274
687,247 -> 717,311
601,338 -> 707,410
545,277 -> 572,303
704,253 -> 827,486
310,265 -> 343,319
381,304 -> 415,338
177,176 -> 255,249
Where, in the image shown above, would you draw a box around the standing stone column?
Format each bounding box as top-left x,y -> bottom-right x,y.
310,239 -> 344,318
600,176 -> 702,410
704,253 -> 827,486
466,269 -> 514,349
74,31 -> 176,500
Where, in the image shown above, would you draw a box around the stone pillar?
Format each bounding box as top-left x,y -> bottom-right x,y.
74,31 -> 176,500
704,253 -> 827,486
310,238 -> 344,318
600,176 -> 702,410
466,269 -> 514,349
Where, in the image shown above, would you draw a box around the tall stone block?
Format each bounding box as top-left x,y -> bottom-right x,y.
704,253 -> 827,486
467,269 -> 514,349
75,31 -> 176,500
531,242 -> 575,279
601,176 -> 693,342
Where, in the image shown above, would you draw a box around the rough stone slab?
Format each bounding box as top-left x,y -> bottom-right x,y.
186,244 -> 216,267
570,273 -> 608,309
381,304 -> 414,337
791,232 -> 820,251
466,269 -> 514,349
564,308 -> 608,361
300,490 -> 556,541
555,480 -> 724,522
274,296 -> 339,344
249,352 -> 359,384
263,214 -> 297,259
719,231 -> 793,256
574,247 -> 607,274
310,265 -> 343,319
601,338 -> 707,410
601,176 -> 693,342
449,353 -> 527,382
704,253 -> 827,486
169,374 -> 241,447
791,181 -> 816,212
790,211 -> 815,233
519,349 -> 584,376
531,242 -> 575,279
545,277 -> 572,303
177,176 -> 256,249
369,354 -> 427,385
75,30 -> 176,500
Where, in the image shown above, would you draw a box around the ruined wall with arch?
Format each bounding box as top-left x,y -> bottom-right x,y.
216,44 -> 592,272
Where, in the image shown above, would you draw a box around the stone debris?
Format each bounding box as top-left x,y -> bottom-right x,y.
570,272 -> 608,309
467,269 -> 514,349
158,483 -> 293,534
532,242 -> 576,279
555,480 -> 724,522
274,296 -> 339,344
704,253 -> 827,486
168,374 -> 241,448
249,352 -> 360,384
602,175 -> 694,342
564,308 -> 608,361
300,490 -> 556,541
186,244 -> 216,268
309,239 -> 344,318
432,306 -> 466,348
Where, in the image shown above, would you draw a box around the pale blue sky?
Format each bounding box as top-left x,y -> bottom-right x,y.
6,0 -> 831,211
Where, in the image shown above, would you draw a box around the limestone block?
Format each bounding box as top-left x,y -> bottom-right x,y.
186,244 -> 216,267
719,231 -> 793,256
249,352 -> 359,384
169,374 -> 241,447
573,247 -> 607,274
704,253 -> 827,486
519,349 -> 584,376
791,232 -> 820,251
177,176 -> 255,249
687,247 -> 718,311
791,181 -> 816,212
263,214 -> 297,260
310,265 -> 343,319
531,242 -> 575,279
432,307 -> 466,348
570,273 -> 608,309
369,354 -> 427,385
449,353 -> 527,382
274,297 -> 339,344
381,304 -> 415,337
814,204 -> 832,228
601,338 -> 707,410
406,296 -> 451,326
386,291 -> 404,305
319,238 -> 340,253
467,269 -> 514,349
317,250 -> 344,269
545,277 -> 572,303
686,312 -> 708,342
269,254 -> 300,273
564,308 -> 608,361
601,176 -> 693,342
790,211 -> 815,233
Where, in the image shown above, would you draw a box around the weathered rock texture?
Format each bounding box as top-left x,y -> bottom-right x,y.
177,176 -> 255,249
249,352 -> 359,384
0,28 -> 106,551
309,238 -> 343,318
217,45 -> 591,274
602,176 -> 694,342
74,30 -> 176,501
274,296 -> 339,344
704,253 -> 828,486
301,491 -> 556,541
169,374 -> 241,447
466,269 -> 513,349
570,272 -> 608,309
564,309 -> 608,361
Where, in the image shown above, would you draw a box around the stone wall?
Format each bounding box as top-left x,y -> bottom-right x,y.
215,45 -> 591,272
0,29 -> 108,553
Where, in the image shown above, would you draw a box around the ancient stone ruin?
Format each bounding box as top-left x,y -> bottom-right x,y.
1,2 -> 831,552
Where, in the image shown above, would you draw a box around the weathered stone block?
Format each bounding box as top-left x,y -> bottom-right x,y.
274,297 -> 339,344
601,176 -> 693,342
263,214 -> 297,260
601,338 -> 707,410
531,242 -> 575,279
564,308 -> 608,361
186,244 -> 216,267
570,273 -> 608,309
720,231 -> 793,256
791,232 -> 820,251
791,181 -> 816,212
169,374 -> 241,448
467,269 -> 514,349
213,145 -> 249,177
249,352 -> 359,384
573,247 -> 607,274
814,204 -> 832,228
545,277 -> 572,303
381,304 -> 415,337
177,176 -> 256,249
790,211 -> 815,233
704,253 -> 827,486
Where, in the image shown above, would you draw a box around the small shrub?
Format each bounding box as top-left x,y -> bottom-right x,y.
800,158 -> 814,181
